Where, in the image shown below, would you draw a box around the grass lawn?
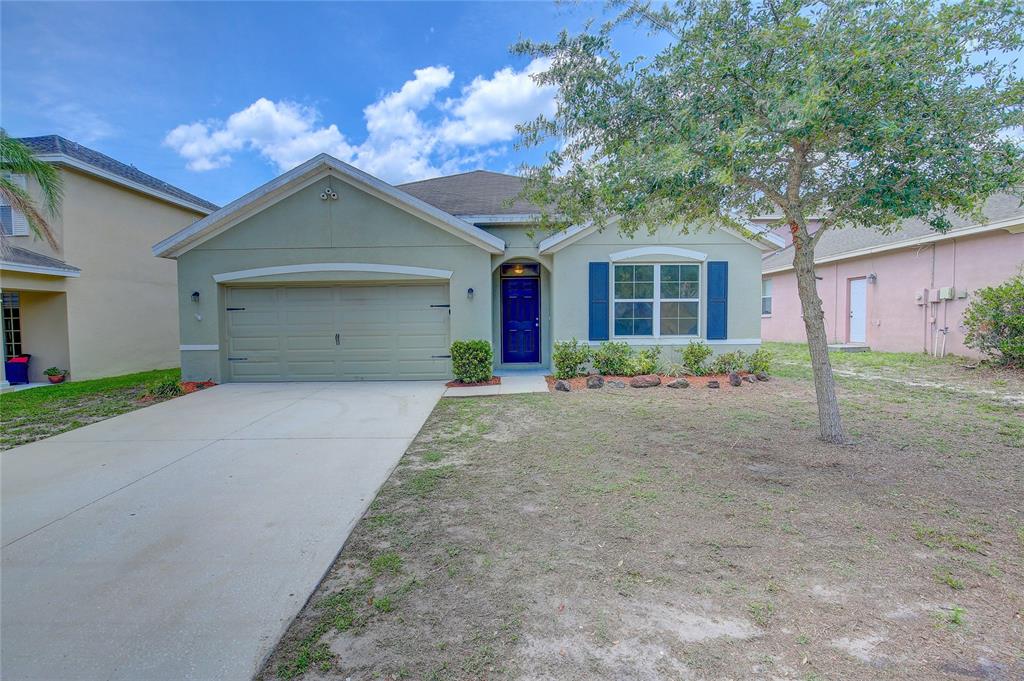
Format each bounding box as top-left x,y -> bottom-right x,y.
0,368 -> 180,449
261,346 -> 1023,681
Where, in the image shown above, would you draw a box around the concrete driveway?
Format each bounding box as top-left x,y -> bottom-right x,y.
1,381 -> 445,681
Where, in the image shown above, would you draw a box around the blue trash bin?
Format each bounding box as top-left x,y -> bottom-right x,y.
4,354 -> 31,384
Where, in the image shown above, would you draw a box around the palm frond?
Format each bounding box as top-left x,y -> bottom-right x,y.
0,130 -> 63,218
0,174 -> 60,249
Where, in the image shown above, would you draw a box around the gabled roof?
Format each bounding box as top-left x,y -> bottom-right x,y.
397,170 -> 541,218
0,244 -> 81,277
761,193 -> 1024,273
17,135 -> 218,214
153,154 -> 506,258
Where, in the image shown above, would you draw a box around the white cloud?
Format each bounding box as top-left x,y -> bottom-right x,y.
164,60 -> 556,183
440,58 -> 555,146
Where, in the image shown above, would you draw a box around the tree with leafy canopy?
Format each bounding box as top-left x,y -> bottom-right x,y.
514,0 -> 1024,443
0,131 -> 63,251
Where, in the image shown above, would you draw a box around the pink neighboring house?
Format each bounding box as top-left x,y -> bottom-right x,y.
760,194 -> 1024,358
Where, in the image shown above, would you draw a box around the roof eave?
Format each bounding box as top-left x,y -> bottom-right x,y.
0,262 -> 81,278
760,214 -> 1024,275
35,153 -> 215,215
458,214 -> 543,225
153,154 -> 506,259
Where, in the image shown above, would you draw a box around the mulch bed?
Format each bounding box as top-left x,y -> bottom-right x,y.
545,372 -> 753,391
445,376 -> 502,388
181,380 -> 217,393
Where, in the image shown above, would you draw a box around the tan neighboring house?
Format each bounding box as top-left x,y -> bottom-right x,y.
1,135 -> 217,385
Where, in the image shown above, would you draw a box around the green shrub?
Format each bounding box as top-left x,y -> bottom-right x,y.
711,350 -> 747,375
679,341 -> 713,375
592,341 -> 632,375
450,340 -> 493,383
146,377 -> 183,398
746,348 -> 774,375
963,274 -> 1024,367
552,338 -> 592,379
627,346 -> 661,376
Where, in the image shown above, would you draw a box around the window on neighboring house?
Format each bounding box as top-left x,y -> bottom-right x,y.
0,173 -> 30,237
613,263 -> 700,337
761,278 -> 773,316
2,293 -> 22,358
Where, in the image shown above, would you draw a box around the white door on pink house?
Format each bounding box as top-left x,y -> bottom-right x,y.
849,278 -> 867,343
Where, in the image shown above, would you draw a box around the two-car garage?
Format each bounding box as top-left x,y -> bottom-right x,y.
158,156 -> 505,384
224,284 -> 451,381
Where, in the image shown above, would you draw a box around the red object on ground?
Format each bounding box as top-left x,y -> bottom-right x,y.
445,376 -> 502,388
181,380 -> 217,394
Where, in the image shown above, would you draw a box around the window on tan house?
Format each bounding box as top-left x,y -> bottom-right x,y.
0,173 -> 30,237
2,293 -> 22,358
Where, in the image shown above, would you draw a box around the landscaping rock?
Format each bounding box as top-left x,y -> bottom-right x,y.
743,375 -> 756,383
607,380 -> 626,388
586,375 -> 605,389
707,380 -> 720,389
554,380 -> 572,392
630,374 -> 662,388
667,378 -> 690,389
755,372 -> 770,381
728,372 -> 742,387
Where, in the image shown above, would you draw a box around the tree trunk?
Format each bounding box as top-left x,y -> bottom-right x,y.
790,224 -> 846,444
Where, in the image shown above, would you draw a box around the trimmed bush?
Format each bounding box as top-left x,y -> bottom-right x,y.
552,338 -> 592,379
450,340 -> 493,383
627,346 -> 661,376
963,274 -> 1024,367
592,341 -> 632,376
711,350 -> 747,375
679,341 -> 713,375
746,348 -> 774,375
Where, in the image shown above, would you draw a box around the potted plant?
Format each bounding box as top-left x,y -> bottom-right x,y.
43,367 -> 68,384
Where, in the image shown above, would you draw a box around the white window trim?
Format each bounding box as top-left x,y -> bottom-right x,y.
611,262 -> 702,340
761,279 -> 773,317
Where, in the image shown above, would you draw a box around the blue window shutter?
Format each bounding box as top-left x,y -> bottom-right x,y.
588,262 -> 610,341
707,261 -> 728,340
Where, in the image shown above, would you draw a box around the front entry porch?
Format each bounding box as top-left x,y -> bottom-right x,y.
492,259 -> 551,372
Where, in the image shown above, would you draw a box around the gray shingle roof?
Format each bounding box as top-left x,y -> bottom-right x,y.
16,135 -> 219,213
397,170 -> 540,217
0,243 -> 80,274
761,193 -> 1024,272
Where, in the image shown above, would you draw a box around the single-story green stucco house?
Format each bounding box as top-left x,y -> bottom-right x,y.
154,154 -> 782,382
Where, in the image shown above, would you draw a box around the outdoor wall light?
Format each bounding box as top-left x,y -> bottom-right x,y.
512,263 -> 525,275
467,287 -> 475,299
867,273 -> 878,284
191,291 -> 200,303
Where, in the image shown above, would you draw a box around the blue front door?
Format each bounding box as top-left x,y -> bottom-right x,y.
501,277 -> 540,363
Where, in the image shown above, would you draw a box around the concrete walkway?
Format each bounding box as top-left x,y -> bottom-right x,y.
443,369 -> 549,397
0,381 -> 444,681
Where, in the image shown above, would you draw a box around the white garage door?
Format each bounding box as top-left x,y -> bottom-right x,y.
225,284 -> 451,381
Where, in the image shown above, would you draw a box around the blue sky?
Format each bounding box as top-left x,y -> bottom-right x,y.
2,1 -> 623,206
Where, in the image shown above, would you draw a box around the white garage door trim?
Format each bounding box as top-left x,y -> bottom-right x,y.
213,263 -> 453,283
225,283 -> 451,382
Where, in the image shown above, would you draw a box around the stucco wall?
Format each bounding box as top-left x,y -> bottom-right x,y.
552,225 -> 764,360
761,229 -> 1024,357
3,167 -> 203,380
175,176 -> 493,382
18,291 -> 70,382
58,168 -> 203,379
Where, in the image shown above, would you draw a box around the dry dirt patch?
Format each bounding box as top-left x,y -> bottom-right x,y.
260,371 -> 1023,681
